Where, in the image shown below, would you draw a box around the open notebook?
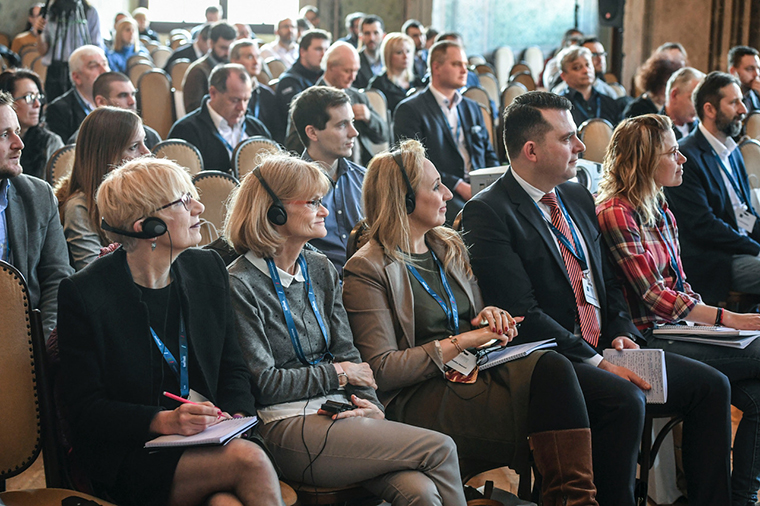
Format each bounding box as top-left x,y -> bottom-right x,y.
145,416 -> 258,449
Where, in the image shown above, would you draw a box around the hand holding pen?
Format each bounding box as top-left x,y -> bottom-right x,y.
148,392 -> 229,436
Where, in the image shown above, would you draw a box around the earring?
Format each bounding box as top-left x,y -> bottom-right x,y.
151,241 -> 157,251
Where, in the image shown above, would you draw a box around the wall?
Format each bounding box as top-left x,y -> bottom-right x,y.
0,0 -> 37,40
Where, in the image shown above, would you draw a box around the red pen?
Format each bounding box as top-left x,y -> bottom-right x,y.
163,391 -> 223,417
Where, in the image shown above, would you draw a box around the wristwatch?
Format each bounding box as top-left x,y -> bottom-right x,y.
334,362 -> 349,387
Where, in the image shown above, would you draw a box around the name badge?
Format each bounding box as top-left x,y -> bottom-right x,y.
736,205 -> 757,232
582,271 -> 601,308
446,349 -> 477,376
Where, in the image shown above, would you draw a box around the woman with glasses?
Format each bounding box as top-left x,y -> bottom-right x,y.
56,157 -> 283,506
224,154 -> 468,505
368,33 -> 423,115
0,69 -> 63,180
55,106 -> 150,270
596,114 -> 760,506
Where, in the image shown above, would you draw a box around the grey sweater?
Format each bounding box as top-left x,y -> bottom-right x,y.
228,249 -> 381,409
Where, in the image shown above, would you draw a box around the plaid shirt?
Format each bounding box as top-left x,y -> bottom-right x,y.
596,197 -> 701,330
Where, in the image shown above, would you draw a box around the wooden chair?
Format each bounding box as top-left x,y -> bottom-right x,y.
477,73 -> 500,107
264,57 -> 287,80
362,88 -> 392,152
152,139 -> 204,175
44,144 -> 75,186
346,219 -> 370,260
31,56 -> 47,87
170,37 -> 185,50
233,136 -> 282,180
129,62 -> 153,87
192,171 -> 239,246
469,55 -> 487,66
137,69 -> 175,139
635,414 -> 685,505
501,82 -> 528,110
509,71 -> 536,92
20,48 -> 39,69
740,139 -> 760,189
0,260 -> 118,506
168,59 -> 192,119
578,118 -> 614,163
127,53 -> 153,70
170,28 -> 192,40
608,82 -> 627,99
257,66 -> 273,88
268,78 -> 280,92
493,46 -> 515,91
604,72 -> 619,84
745,111 -> 760,140
474,63 -> 495,76
509,62 -> 531,77
522,46 -> 544,83
150,46 -> 172,69
143,40 -> 159,54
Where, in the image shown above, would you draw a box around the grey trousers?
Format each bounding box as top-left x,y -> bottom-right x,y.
732,254 -> 760,294
258,414 -> 467,506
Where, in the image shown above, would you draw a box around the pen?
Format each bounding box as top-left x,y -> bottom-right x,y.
163,391 -> 223,417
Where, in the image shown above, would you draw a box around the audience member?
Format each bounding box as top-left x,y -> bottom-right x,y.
663,67 -> 704,139
57,157 -> 283,506
229,39 -> 281,141
339,12 -> 364,48
432,32 -> 480,89
46,45 -> 109,142
369,33 -> 424,114
106,17 -> 149,74
299,5 -> 320,27
342,139 -> 599,504
552,40 -> 618,99
542,28 -> 584,89
0,90 -> 72,338
190,5 -> 220,39
259,18 -> 299,70
624,55 -> 684,118
657,42 -> 689,65
0,70 -> 63,180
183,21 -> 236,113
664,72 -> 758,304
132,7 -> 159,41
55,107 -> 150,270
558,46 -> 622,127
394,40 -> 498,223
234,23 -> 253,40
164,24 -> 211,71
596,113 -> 760,505
290,86 -> 365,273
296,18 -> 312,39
729,45 -> 760,113
10,3 -> 44,55
425,27 -> 439,50
354,15 -> 385,89
462,91 -> 732,506
169,64 -> 270,173
402,19 -> 428,80
107,12 -> 130,49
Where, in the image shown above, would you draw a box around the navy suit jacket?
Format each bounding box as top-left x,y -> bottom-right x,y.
664,127 -> 760,304
462,170 -> 640,362
393,87 -> 499,192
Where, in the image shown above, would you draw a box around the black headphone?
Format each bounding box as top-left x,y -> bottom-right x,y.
101,216 -> 168,239
393,151 -> 416,214
252,167 -> 288,226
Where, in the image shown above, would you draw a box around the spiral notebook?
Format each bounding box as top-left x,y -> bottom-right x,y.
602,349 -> 667,404
145,416 -> 258,448
477,339 -> 557,370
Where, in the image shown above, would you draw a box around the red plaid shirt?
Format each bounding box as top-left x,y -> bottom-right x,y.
596,197 -> 701,330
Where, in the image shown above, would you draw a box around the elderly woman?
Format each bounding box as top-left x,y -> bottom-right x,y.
55,106 -> 150,270
596,113 -> 760,506
224,154 -> 467,505
342,140 -> 598,505
368,32 -> 423,114
57,158 -> 282,506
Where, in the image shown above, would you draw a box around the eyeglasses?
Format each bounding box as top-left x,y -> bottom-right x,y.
661,147 -> 682,161
157,192 -> 193,212
288,197 -> 324,210
14,92 -> 45,105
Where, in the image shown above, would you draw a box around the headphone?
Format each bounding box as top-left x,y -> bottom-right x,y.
393,151 -> 416,214
252,167 -> 288,226
101,216 -> 168,239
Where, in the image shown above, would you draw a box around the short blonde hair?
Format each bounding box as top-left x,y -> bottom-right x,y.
224,153 -> 331,258
381,32 -> 415,82
96,158 -> 197,250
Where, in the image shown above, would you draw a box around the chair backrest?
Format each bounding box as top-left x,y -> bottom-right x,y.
257,60 -> 273,87
129,62 -> 153,87
608,82 -> 627,99
32,56 -> 47,86
493,46 -> 515,91
170,37 -> 185,50
522,46 -> 544,83
170,28 -> 192,39
144,41 -> 159,54
169,58 -> 192,92
362,88 -> 391,153
268,77 -> 280,92
578,118 -> 614,163
233,136 -> 282,180
138,69 -> 175,139
45,144 -> 76,186
510,62 -> 531,76
192,171 -> 239,246
740,139 -> 760,189
152,139 -> 204,175
0,33 -> 9,48
502,82 -> 528,110
463,86 -> 491,116
746,111 -> 760,140
604,72 -> 619,84
469,55 -> 487,66
265,57 -> 287,79
151,47 -> 173,69
478,103 -> 495,148
346,219 -> 369,260
477,73 -> 500,106
21,48 -> 40,69
509,71 -> 536,91
474,63 -> 495,76
127,53 -> 153,70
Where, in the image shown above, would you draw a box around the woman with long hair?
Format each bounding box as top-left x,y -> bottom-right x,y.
596,113 -> 760,505
107,17 -> 149,74
55,106 -> 150,270
342,139 -> 599,505
368,33 -> 423,114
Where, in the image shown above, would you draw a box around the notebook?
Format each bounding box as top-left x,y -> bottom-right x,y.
602,349 -> 667,404
653,325 -> 760,349
145,416 -> 258,449
477,339 -> 557,371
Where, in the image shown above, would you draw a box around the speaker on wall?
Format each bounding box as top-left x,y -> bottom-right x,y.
599,0 -> 625,28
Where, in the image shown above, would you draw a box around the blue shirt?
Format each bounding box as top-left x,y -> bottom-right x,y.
0,178 -> 10,262
303,153 -> 365,275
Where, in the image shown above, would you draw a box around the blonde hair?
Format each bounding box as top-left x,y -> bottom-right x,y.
381,32 -> 415,83
96,158 -> 197,250
596,114 -> 673,226
363,139 -> 470,274
113,17 -> 138,53
224,153 -> 331,258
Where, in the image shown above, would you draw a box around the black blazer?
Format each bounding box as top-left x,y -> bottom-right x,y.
664,127 -> 760,304
274,59 -> 322,143
57,247 -> 257,486
462,169 -> 641,362
393,87 -> 499,192
247,83 -> 282,146
168,95 -> 271,174
367,71 -> 422,116
354,49 -> 376,90
163,43 -> 200,71
46,88 -> 89,142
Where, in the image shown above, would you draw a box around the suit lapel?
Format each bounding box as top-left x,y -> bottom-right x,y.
695,130 -> 735,215
384,259 -> 417,349
421,89 -> 460,152
4,181 -> 28,272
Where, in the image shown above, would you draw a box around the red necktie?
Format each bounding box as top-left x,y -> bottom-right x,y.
539,192 -> 601,347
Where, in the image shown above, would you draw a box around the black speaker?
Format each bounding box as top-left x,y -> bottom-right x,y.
599,0 -> 625,28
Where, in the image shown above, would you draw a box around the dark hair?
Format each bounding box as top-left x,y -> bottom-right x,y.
205,6 -> 219,15
93,71 -> 130,100
694,71 -> 741,121
581,36 -> 600,45
210,22 -> 236,42
299,29 -> 331,52
361,15 -> 385,31
0,69 -> 43,98
434,31 -> 463,44
425,27 -> 439,42
290,86 -> 351,147
209,64 -> 250,92
428,40 -> 462,73
345,12 -> 364,29
402,19 -> 424,34
196,23 -> 212,41
728,45 -> 760,69
502,91 -> 572,160
296,18 -> 312,32
635,56 -> 684,97
49,0 -> 91,21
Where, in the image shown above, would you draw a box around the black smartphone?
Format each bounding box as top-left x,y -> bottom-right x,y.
319,400 -> 355,415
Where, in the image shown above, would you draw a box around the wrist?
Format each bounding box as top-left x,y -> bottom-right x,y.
715,307 -> 725,326
333,362 -> 349,387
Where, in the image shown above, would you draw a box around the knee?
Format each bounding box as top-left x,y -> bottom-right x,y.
225,439 -> 277,478
423,433 -> 459,469
394,472 -> 442,506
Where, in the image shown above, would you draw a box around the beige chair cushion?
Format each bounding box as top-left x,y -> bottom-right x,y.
152,140 -> 204,176
45,144 -> 75,186
233,137 -> 282,181
138,70 -> 175,139
578,118 -> 614,163
193,171 -> 238,246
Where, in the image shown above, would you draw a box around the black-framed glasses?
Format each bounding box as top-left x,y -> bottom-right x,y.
157,192 -> 193,212
14,92 -> 45,105
288,197 -> 324,211
661,147 -> 682,161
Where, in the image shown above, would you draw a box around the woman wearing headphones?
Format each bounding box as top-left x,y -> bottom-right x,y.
224,153 -> 468,505
57,158 -> 283,506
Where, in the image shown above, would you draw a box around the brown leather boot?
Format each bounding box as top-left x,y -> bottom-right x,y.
529,428 -> 599,506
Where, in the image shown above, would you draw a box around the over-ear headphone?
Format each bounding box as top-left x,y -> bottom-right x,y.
393,151 -> 416,214
252,167 -> 288,226
101,216 -> 168,239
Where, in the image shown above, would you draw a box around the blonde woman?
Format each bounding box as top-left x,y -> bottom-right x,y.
368,32 -> 423,114
106,17 -> 148,73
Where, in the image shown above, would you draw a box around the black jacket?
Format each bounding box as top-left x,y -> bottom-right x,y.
163,43 -> 201,71
46,88 -> 89,142
274,59 -> 322,142
368,71 -> 423,116
354,49 -> 376,90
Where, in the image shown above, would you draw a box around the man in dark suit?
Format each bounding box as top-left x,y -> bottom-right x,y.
462,91 -> 731,506
394,40 -> 499,222
46,45 -> 109,142
664,71 -> 760,305
182,22 -> 236,114
662,66 -> 704,140
168,64 -> 270,174
354,15 -> 385,90
729,46 -> 760,113
0,91 -> 73,338
163,24 -> 211,72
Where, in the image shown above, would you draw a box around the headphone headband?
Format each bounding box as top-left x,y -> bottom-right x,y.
393,151 -> 416,214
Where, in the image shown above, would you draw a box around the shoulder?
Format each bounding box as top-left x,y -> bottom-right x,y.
10,174 -> 54,200
344,239 -> 388,279
63,192 -> 88,213
344,159 -> 366,175
303,248 -> 339,282
174,248 -> 227,287
47,90 -> 74,110
396,89 -> 427,110
170,108 -> 204,133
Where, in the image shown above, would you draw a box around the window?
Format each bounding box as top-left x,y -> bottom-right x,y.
147,0 -> 297,25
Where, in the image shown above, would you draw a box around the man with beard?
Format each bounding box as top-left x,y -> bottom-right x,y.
664,72 -> 758,304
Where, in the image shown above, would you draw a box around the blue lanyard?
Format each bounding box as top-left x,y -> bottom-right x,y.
659,208 -> 685,293
406,249 -> 459,335
215,122 -> 247,154
265,255 -> 333,366
712,150 -> 748,205
150,307 -> 189,397
535,194 -> 589,271
251,87 -> 260,118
